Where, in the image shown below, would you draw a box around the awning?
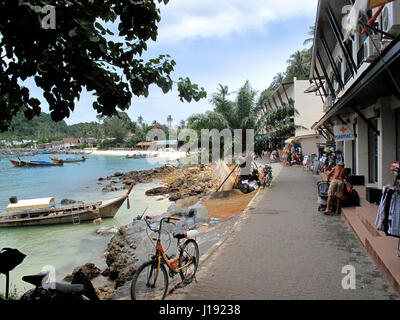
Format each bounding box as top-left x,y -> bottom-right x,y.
313,40 -> 400,131
284,137 -> 296,144
7,197 -> 55,211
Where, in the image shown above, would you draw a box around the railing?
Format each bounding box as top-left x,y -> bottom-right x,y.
344,67 -> 352,84
357,44 -> 365,68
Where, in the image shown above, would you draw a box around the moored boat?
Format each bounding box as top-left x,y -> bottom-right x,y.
8,158 -> 64,167
0,184 -> 134,227
49,156 -> 86,163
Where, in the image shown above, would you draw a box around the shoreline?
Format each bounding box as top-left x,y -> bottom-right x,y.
65,161 -> 281,299
90,149 -> 187,160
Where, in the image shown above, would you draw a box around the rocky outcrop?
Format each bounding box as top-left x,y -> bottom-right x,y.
61,199 -> 84,205
98,163 -> 219,202
144,164 -> 219,201
63,262 -> 101,282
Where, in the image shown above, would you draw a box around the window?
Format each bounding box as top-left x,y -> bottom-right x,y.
397,109 -> 400,161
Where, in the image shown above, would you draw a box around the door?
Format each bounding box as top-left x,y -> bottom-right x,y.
352,123 -> 357,175
397,109 -> 400,161
368,117 -> 378,183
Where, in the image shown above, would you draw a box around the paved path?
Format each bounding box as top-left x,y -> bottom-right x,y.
171,165 -> 398,300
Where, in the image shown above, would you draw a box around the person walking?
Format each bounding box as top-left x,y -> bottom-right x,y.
325,161 -> 349,214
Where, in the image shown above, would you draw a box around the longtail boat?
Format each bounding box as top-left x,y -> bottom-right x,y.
0,185 -> 134,227
8,158 -> 64,167
49,156 -> 86,163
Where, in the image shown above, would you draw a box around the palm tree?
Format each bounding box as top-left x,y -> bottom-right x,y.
137,115 -> 144,127
287,51 -> 308,80
167,115 -> 173,129
303,25 -> 315,47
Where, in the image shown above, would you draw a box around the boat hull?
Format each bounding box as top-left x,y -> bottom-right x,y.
0,196 -> 127,228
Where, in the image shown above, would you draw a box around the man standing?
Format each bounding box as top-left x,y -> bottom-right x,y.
325,161 -> 349,214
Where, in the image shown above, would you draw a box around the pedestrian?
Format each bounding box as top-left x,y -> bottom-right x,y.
325,161 -> 349,214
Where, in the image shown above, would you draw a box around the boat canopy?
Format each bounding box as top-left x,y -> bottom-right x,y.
6,197 -> 55,211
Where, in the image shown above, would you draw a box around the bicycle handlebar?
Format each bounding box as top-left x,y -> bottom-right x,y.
144,216 -> 181,234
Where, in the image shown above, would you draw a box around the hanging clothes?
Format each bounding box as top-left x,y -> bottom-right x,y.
375,186 -> 400,238
375,185 -> 391,231
388,189 -> 400,237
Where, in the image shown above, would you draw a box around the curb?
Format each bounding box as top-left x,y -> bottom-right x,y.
198,163 -> 282,266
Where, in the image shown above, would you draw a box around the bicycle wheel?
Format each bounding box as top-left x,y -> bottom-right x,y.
130,260 -> 169,300
179,239 -> 199,282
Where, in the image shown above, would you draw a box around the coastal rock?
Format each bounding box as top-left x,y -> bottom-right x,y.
97,226 -> 119,235
145,186 -> 169,196
63,262 -> 101,282
114,172 -> 123,177
61,199 -> 84,205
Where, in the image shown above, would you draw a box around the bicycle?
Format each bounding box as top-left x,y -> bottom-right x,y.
130,215 -> 200,300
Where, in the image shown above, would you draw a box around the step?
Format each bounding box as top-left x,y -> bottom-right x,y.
342,207 -> 371,247
365,236 -> 400,294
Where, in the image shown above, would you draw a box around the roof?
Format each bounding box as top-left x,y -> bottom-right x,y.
7,197 -> 55,211
136,142 -> 156,147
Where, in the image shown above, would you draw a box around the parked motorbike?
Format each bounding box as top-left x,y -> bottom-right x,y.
0,247 -> 98,301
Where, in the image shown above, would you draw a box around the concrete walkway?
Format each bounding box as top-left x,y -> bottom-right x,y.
171,165 -> 398,300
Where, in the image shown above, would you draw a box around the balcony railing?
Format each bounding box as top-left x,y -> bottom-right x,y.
357,44 -> 365,68
344,67 -> 352,84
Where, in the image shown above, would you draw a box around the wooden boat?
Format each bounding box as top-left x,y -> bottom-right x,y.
0,185 -> 134,227
49,156 -> 86,163
8,158 -> 64,167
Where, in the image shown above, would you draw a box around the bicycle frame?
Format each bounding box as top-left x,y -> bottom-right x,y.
145,216 -> 195,279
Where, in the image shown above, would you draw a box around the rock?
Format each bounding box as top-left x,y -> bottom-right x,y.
114,172 -> 123,177
61,199 -> 83,205
145,186 -> 169,196
98,177 -> 104,181
63,262 -> 101,281
95,287 -> 115,300
97,226 -> 119,235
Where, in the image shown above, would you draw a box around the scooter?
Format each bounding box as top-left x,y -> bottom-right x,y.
1,247 -> 98,301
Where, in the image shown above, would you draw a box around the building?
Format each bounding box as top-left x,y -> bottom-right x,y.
258,78 -> 325,155
310,0 -> 400,188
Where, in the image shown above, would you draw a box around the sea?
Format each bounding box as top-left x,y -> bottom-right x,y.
0,154 -> 174,295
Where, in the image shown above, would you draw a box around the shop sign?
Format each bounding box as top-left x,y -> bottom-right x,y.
334,125 -> 355,141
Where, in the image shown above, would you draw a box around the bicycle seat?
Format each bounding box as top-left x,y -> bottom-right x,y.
52,282 -> 85,294
22,272 -> 48,287
173,230 -> 199,239
173,230 -> 187,239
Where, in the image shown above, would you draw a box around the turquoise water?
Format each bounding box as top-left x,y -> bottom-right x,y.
0,154 -> 173,295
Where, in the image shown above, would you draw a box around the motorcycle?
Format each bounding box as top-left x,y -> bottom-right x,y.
0,247 -> 98,301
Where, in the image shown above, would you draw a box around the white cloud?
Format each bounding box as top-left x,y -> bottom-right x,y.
157,0 -> 318,42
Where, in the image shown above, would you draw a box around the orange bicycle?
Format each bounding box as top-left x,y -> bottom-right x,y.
130,216 -> 199,300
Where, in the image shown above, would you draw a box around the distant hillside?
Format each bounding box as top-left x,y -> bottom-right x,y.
0,112 -> 102,143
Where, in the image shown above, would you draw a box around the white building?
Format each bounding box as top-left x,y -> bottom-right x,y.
310,0 -> 400,188
258,78 -> 325,155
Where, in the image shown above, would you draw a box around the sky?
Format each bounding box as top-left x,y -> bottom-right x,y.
30,0 -> 319,127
